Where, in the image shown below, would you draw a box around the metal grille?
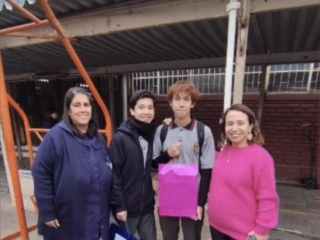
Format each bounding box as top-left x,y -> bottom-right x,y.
269,63 -> 313,93
132,63 -> 320,95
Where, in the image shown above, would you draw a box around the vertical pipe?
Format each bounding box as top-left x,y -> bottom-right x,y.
7,94 -> 34,165
108,74 -> 115,134
257,65 -> 267,125
0,52 -> 29,240
0,123 -> 15,204
7,83 -> 24,164
224,0 -> 240,111
122,74 -> 128,120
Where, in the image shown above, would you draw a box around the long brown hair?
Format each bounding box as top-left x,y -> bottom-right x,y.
219,104 -> 264,148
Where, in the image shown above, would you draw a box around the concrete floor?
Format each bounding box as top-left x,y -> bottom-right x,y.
0,157 -> 319,240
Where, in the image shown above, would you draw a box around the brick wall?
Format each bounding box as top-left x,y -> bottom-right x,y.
155,94 -> 320,184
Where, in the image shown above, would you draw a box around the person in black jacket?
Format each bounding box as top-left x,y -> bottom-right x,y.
43,109 -> 59,129
110,90 -> 157,240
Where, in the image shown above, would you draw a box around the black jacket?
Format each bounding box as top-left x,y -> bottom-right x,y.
109,120 -> 155,217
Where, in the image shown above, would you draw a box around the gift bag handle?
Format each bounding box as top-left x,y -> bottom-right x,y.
125,222 -> 131,237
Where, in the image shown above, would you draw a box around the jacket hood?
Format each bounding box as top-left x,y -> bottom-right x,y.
116,119 -> 138,138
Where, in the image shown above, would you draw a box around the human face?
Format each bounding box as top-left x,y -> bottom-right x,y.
51,112 -> 58,119
69,94 -> 92,132
225,110 -> 253,148
130,98 -> 155,123
170,92 -> 194,120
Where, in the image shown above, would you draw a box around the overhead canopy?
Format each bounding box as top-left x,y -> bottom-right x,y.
1,0 -> 319,77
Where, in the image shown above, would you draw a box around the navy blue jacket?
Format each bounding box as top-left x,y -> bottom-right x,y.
32,122 -> 112,240
109,120 -> 155,217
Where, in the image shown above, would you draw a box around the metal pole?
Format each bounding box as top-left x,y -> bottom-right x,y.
0,123 -> 15,204
7,94 -> 34,165
122,74 -> 128,120
38,0 -> 113,144
0,52 -> 29,240
224,0 -> 240,111
257,65 -> 267,125
233,0 -> 251,104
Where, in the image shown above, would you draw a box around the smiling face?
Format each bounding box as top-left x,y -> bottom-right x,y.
69,93 -> 92,132
130,97 -> 155,123
225,110 -> 253,148
170,92 -> 195,120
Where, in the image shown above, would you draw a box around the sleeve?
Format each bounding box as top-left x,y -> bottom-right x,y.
252,151 -> 280,236
31,133 -> 58,223
198,126 -> 215,207
109,135 -> 127,214
152,125 -> 172,169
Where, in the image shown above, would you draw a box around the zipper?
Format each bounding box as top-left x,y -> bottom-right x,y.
136,137 -> 146,213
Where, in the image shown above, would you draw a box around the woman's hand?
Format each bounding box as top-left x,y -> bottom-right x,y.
163,118 -> 172,125
248,231 -> 268,240
45,219 -> 60,229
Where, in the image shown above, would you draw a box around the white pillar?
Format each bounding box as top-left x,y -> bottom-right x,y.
224,0 -> 240,111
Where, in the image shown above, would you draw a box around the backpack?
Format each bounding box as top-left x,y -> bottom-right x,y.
160,121 -> 205,160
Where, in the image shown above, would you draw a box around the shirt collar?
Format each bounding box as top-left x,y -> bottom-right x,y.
170,117 -> 196,131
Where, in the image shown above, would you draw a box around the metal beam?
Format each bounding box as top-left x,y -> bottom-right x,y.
0,0 -> 227,49
252,0 -> 320,13
1,0 -> 319,49
4,51 -> 320,81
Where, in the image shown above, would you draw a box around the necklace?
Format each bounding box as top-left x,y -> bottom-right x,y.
226,148 -> 236,163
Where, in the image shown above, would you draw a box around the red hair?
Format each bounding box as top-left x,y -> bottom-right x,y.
167,80 -> 200,103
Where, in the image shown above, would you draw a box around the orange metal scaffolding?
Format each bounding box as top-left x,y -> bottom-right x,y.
0,0 -> 113,239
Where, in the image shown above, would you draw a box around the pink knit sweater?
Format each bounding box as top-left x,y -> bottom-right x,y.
207,144 -> 279,240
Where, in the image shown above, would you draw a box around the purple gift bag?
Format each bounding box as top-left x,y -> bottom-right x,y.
158,164 -> 199,218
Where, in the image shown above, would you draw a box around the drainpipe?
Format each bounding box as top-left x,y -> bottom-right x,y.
224,0 -> 240,112
122,74 -> 128,120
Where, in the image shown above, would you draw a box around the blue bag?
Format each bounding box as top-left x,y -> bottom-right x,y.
109,222 -> 138,240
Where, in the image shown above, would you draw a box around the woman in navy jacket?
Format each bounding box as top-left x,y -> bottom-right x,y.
32,87 -> 112,240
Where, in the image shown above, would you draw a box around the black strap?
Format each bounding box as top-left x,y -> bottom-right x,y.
196,121 -> 205,159
160,124 -> 169,147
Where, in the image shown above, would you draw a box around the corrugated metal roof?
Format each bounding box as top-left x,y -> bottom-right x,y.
0,0 -> 133,29
2,5 -> 320,75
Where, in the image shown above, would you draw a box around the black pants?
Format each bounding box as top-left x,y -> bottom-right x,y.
210,226 -> 233,240
159,216 -> 204,240
119,212 -> 156,240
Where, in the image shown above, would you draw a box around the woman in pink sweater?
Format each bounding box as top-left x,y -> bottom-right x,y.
207,104 -> 279,240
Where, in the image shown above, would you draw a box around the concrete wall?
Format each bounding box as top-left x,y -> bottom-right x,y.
154,94 -> 320,184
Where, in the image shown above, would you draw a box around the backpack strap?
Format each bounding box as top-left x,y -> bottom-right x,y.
196,120 -> 205,163
160,124 -> 169,152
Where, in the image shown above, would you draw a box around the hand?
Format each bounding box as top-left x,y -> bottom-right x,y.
248,231 -> 269,240
167,143 -> 181,158
192,206 -> 203,221
116,211 -> 127,222
45,219 -> 60,229
163,118 -> 172,125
